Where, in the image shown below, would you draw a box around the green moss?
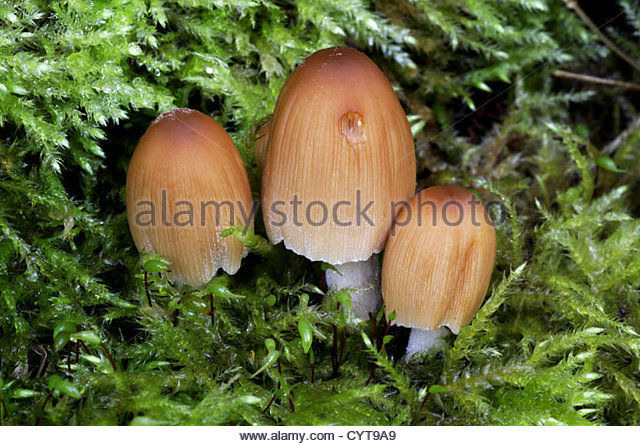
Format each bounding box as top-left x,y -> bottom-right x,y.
1,0 -> 640,426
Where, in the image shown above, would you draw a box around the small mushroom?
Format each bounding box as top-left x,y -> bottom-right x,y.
381,185 -> 497,358
261,47 -> 416,319
126,108 -> 253,286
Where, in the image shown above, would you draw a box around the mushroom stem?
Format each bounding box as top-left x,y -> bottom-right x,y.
405,326 -> 450,360
325,256 -> 381,320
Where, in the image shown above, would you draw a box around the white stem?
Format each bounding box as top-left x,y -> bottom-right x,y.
405,327 -> 450,360
325,256 -> 381,320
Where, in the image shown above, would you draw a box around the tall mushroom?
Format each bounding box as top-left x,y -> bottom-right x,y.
261,47 -> 416,319
382,185 -> 497,358
126,108 -> 254,286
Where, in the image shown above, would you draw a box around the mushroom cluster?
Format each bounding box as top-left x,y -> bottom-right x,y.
125,47 -> 497,360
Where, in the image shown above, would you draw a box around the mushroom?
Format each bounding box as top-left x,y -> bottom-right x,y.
381,185 -> 497,358
126,108 -> 254,286
261,47 -> 416,319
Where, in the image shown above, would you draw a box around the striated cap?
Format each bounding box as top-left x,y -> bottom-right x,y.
382,185 -> 497,333
126,108 -> 253,286
261,47 -> 416,264
254,118 -> 271,172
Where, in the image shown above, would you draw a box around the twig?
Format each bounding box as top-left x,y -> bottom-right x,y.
36,390 -> 54,425
338,328 -> 345,368
365,317 -> 393,386
209,293 -> 215,326
41,391 -> 53,411
364,364 -> 376,387
77,340 -> 91,355
263,358 -> 295,413
99,343 -> 117,372
553,70 -> 640,91
171,309 -> 179,327
564,0 -> 640,72
419,391 -> 430,410
369,313 -> 377,340
34,346 -> 48,379
378,322 -> 391,350
331,302 -> 346,379
331,325 -> 338,378
365,313 -> 378,386
603,113 -> 640,154
144,271 -> 152,306
261,394 -> 276,414
287,393 -> 295,413
67,343 -> 72,374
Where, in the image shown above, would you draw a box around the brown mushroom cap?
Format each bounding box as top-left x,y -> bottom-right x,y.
382,185 -> 497,333
261,47 -> 416,264
126,108 -> 253,286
